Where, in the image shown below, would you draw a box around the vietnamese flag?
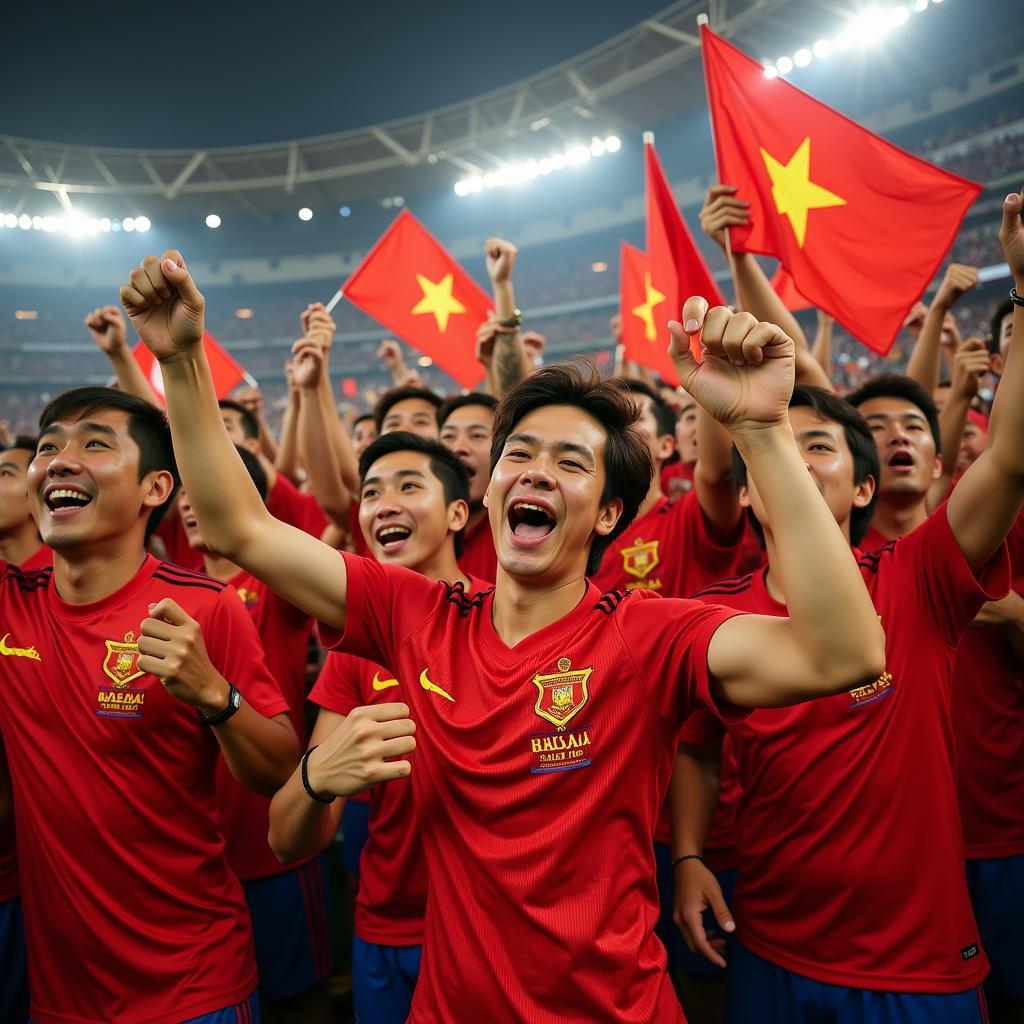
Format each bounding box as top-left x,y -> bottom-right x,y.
342,209 -> 489,388
646,142 -> 727,380
770,265 -> 812,312
620,242 -> 672,380
700,25 -> 982,355
134,331 -> 246,405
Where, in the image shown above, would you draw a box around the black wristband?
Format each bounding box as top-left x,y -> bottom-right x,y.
1011,287 -> 1024,308
197,683 -> 241,726
301,746 -> 336,805
671,854 -> 706,871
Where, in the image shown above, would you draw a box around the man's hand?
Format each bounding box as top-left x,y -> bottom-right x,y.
137,598 -> 230,714
485,237 -> 518,284
668,298 -> 795,433
301,303 -> 336,351
235,386 -> 264,417
673,859 -> 736,968
377,339 -> 404,369
933,263 -> 979,313
120,250 -> 205,362
700,184 -> 751,251
903,301 -> 928,338
291,338 -> 325,390
475,316 -> 500,371
521,331 -> 546,363
85,305 -> 128,353
1000,187 -> 1024,285
305,703 -> 416,798
609,314 -> 623,344
950,337 -> 990,401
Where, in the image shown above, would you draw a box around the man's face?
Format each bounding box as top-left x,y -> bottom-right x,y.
857,396 -> 940,499
352,419 -> 378,459
439,404 -> 494,506
742,406 -> 874,537
630,394 -> 675,474
381,398 -> 438,439
675,402 -> 699,464
28,409 -> 173,550
221,408 -> 259,454
178,489 -> 206,550
359,450 -> 465,570
485,404 -> 621,583
996,311 -> 1014,366
0,448 -> 33,535
956,423 -> 987,476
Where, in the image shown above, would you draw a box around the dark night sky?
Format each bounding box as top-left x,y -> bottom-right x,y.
4,1 -> 673,148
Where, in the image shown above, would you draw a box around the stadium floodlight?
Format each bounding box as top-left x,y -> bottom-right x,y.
298,207 -> 313,221
793,48 -> 812,67
813,39 -> 833,59
18,215 -> 31,230
763,63 -> 779,78
123,217 -> 136,232
206,214 -> 221,229
604,135 -> 621,152
776,55 -> 794,74
339,206 -> 351,217
134,216 -> 151,232
912,0 -> 928,8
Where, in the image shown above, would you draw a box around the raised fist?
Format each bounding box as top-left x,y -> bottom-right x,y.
609,314 -> 623,343
120,250 -> 204,362
902,302 -> 928,338
85,305 -> 128,353
291,338 -> 325,390
522,331 -> 547,362
485,237 -> 518,285
700,184 -> 751,252
933,263 -> 979,312
950,337 -> 990,401
1000,187 -> 1024,284
377,339 -> 404,368
235,386 -> 263,416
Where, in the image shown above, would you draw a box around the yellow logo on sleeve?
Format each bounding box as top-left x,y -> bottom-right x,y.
372,672 -> 400,691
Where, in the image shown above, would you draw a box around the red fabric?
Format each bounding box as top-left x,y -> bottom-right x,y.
17,545 -> 51,572
320,552 -> 741,1023
342,209 -> 490,388
660,460 -> 694,498
693,506 -> 1009,992
133,331 -> 247,404
769,265 -> 812,312
348,501 -> 370,557
0,557 -> 288,1024
619,242 -> 672,379
858,522 -> 892,553
154,514 -> 205,572
216,570 -> 316,880
267,473 -> 328,539
457,515 -> 497,583
701,25 -> 982,355
966,408 -> 989,432
645,144 -> 727,380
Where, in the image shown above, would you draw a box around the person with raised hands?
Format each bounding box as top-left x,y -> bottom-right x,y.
85,303 -> 162,407
125,246 -> 882,1023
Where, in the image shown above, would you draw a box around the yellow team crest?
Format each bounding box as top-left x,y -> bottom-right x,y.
532,657 -> 592,729
103,631 -> 145,688
621,538 -> 660,581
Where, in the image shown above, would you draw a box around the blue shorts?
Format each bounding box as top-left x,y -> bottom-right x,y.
966,853 -> 1024,997
653,841 -> 738,976
725,940 -> 989,1024
342,799 -> 371,878
0,896 -> 28,1024
243,856 -> 333,1001
352,934 -> 422,1024
32,992 -> 259,1024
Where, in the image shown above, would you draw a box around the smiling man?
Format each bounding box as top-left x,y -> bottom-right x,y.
126,246 -> 884,1024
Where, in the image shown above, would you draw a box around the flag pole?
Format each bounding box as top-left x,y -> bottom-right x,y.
242,370 -> 259,388
324,287 -> 344,315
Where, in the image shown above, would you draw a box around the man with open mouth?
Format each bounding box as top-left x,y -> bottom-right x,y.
127,247 -> 884,1024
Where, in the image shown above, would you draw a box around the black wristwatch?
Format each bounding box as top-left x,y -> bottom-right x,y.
198,683 -> 242,726
498,308 -> 523,329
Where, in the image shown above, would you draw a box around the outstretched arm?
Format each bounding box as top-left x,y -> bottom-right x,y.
906,263 -> 978,395
669,301 -> 885,708
485,237 -> 531,395
121,250 -> 349,629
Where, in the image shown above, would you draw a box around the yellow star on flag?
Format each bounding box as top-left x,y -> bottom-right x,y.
760,137 -> 846,248
411,272 -> 466,332
631,272 -> 667,343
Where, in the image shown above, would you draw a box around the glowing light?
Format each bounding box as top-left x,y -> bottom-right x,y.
764,64 -> 779,78
793,48 -> 812,67
298,207 -> 313,221
18,215 -> 31,230
205,214 -> 221,228
591,262 -> 608,273
235,308 -> 254,319
604,135 -> 621,152
134,216 -> 151,232
813,38 -> 833,58
590,138 -> 606,157
339,206 -> 351,217
776,55 -> 794,74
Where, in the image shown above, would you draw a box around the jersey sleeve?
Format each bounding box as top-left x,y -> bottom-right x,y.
318,552 -> 442,668
678,706 -> 724,745
309,652 -> 364,717
614,591 -> 744,731
675,491 -> 745,588
887,502 -> 1011,648
202,586 -> 290,718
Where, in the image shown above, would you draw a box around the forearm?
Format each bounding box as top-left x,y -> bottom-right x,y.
256,412 -> 279,463
275,393 -> 302,482
906,306 -> 945,393
937,393 -> 970,480
106,345 -> 161,407
670,744 -> 720,859
268,762 -> 344,862
694,408 -> 742,533
732,254 -> 809,350
493,329 -> 530,396
810,319 -> 833,379
320,372 -> 359,492
297,384 -> 352,527
213,707 -> 300,797
987,294 -> 1024,477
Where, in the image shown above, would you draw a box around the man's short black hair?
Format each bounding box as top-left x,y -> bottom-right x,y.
218,399 -> 259,440
988,297 -> 1015,357
359,431 -> 470,554
373,387 -> 443,434
234,445 -> 269,502
731,386 -> 880,547
437,392 -> 498,429
5,435 -> 38,456
616,378 -> 676,439
845,373 -> 941,451
38,386 -> 179,541
490,361 -> 652,576
353,413 -> 376,430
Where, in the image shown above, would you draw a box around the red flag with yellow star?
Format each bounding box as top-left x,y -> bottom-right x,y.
646,142 -> 727,384
770,265 -> 812,312
342,209 -> 489,388
620,242 -> 675,380
701,25 -> 982,355
134,331 -> 246,405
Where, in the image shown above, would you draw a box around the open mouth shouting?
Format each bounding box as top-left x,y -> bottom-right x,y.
42,484 -> 94,518
507,498 -> 557,548
374,522 -> 413,555
887,450 -> 916,473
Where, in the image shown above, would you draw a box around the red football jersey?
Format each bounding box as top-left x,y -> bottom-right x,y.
321,552 -> 740,1023
660,460 -> 694,499
267,472 -> 328,540
216,569 -> 315,880
694,506 -> 1009,992
590,494 -> 744,600
154,514 -> 205,572
457,515 -> 498,583
18,545 -> 52,572
0,557 -> 289,1024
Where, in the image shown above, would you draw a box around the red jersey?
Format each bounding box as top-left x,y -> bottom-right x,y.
18,544 -> 52,571
349,500 -> 371,557
154,514 -> 204,572
694,506 -> 1009,992
267,472 -> 328,540
0,557 -> 289,1024
661,460 -> 694,499
457,514 -> 498,582
216,569 -> 315,880
321,552 -> 740,1023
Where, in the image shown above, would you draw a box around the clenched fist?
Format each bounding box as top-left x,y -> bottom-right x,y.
485,237 -> 518,285
85,305 -> 128,353
932,263 -> 979,312
120,250 -> 205,362
291,338 -> 325,390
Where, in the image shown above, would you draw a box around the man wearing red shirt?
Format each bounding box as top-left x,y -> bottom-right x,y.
270,431 -> 489,1024
0,386 -> 299,1024
661,393 -> 698,499
178,445 -> 331,1024
676,265 -> 1024,1023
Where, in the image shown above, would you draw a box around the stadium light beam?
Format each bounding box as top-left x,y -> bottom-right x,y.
298,207 -> 313,221
206,214 -> 221,229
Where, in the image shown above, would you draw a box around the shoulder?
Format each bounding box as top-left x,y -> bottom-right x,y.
149,562 -> 232,620
150,561 -> 228,595
444,579 -> 494,616
0,562 -> 53,596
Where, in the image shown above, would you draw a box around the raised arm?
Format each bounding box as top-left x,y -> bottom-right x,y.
274,360 -> 303,483
85,305 -> 162,407
669,301 -> 886,708
120,250 -> 349,629
485,237 -> 531,395
235,386 -> 279,463
906,263 -> 978,394
947,190 -> 1024,571
810,310 -> 834,379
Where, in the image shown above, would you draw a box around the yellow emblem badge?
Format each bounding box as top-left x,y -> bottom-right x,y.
621,538 -> 660,582
102,631 -> 145,688
532,657 -> 592,729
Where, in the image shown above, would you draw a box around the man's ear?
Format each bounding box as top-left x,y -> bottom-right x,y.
447,499 -> 470,535
853,474 -> 876,510
737,483 -> 751,510
142,469 -> 177,512
594,497 -> 623,538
